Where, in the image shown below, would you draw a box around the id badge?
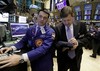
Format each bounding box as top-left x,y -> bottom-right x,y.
40,27 -> 46,34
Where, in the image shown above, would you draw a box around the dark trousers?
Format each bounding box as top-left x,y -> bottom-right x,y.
0,63 -> 27,71
57,55 -> 82,71
92,39 -> 100,56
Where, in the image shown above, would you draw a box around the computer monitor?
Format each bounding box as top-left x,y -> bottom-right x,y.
0,13 -> 9,22
18,16 -> 27,23
94,15 -> 100,20
76,16 -> 81,20
94,3 -> 100,20
74,6 -> 81,20
83,4 -> 92,20
84,10 -> 91,15
95,9 -> 100,14
84,4 -> 92,15
74,6 -> 81,13
95,3 -> 100,13
84,16 -> 90,20
10,23 -> 29,38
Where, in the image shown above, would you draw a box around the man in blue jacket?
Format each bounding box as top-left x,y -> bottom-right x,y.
0,9 -> 55,71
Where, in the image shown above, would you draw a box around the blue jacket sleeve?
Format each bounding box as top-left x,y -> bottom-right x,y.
14,29 -> 29,49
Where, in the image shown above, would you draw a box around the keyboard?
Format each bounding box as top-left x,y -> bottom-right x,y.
3,41 -> 18,47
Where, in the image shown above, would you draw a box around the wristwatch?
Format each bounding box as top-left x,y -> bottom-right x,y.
19,55 -> 25,64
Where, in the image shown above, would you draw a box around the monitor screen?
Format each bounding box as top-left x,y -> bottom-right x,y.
84,4 -> 92,15
95,9 -> 100,14
0,13 -> 9,22
74,6 -> 81,12
84,4 -> 92,10
18,16 -> 27,23
94,15 -> 100,20
84,10 -> 91,15
10,23 -> 29,37
84,16 -> 90,20
94,3 -> 100,20
76,11 -> 81,15
76,16 -> 81,20
74,6 -> 81,16
96,3 -> 100,10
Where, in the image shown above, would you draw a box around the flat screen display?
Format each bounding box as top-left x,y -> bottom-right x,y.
84,4 -> 92,10
74,6 -> 81,12
95,10 -> 100,14
96,3 -> 100,10
94,15 -> 100,20
76,16 -> 81,20
94,3 -> 100,20
18,16 -> 27,23
84,10 -> 91,15
84,4 -> 92,15
84,16 -> 90,20
76,11 -> 81,15
0,13 -> 9,22
10,23 -> 29,37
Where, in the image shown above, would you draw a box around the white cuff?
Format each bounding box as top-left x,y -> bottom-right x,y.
22,53 -> 29,62
10,46 -> 17,51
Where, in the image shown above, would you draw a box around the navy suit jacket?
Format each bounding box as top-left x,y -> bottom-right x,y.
14,24 -> 55,71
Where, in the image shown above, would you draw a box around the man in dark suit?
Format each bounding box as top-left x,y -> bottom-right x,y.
90,26 -> 100,58
0,9 -> 55,71
55,6 -> 88,71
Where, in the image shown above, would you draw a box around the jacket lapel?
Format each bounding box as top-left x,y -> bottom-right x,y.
73,22 -> 80,38
61,24 -> 67,41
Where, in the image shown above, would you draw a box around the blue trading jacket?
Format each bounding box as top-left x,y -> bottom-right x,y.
14,24 -> 55,71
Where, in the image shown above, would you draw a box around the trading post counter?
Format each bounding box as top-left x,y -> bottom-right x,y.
0,63 -> 27,71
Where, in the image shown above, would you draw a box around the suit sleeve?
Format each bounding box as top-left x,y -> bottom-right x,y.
27,30 -> 55,61
77,23 -> 89,48
14,29 -> 29,49
54,24 -> 70,49
56,41 -> 73,48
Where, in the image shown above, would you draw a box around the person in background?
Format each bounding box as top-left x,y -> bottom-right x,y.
90,26 -> 100,58
0,9 -> 55,71
85,23 -> 95,49
31,13 -> 37,24
54,6 -> 89,71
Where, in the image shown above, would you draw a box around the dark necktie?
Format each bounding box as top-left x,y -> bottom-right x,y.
67,26 -> 75,59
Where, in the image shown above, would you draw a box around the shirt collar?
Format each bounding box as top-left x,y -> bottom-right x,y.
65,24 -> 73,29
36,23 -> 45,28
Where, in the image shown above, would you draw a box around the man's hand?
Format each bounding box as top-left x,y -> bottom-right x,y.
69,38 -> 78,50
0,54 -> 21,69
0,47 -> 13,54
